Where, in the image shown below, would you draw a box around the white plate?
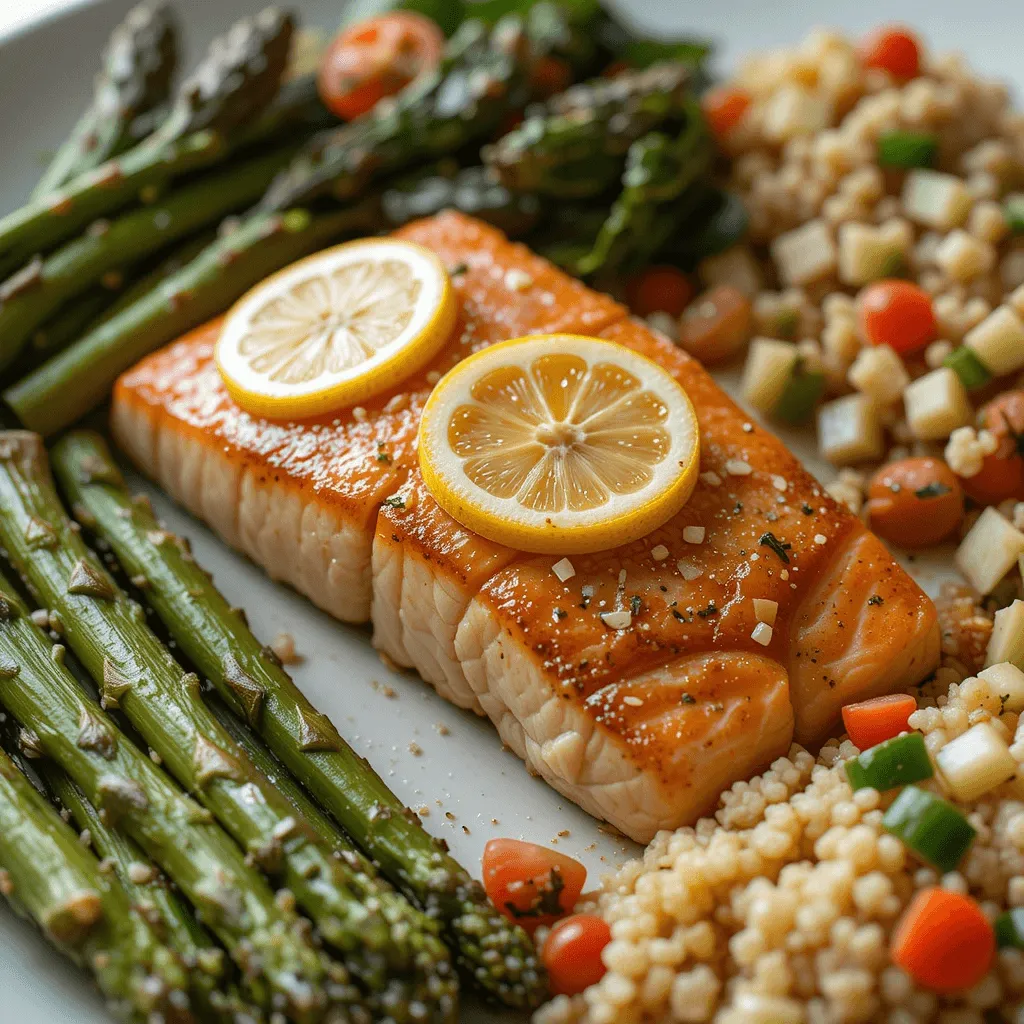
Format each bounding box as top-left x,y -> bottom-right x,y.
0,0 -> 1006,1020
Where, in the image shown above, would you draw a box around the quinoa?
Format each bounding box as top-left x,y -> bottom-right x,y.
536,667 -> 1024,1024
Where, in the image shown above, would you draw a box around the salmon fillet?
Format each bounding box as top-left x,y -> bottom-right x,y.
112,212 -> 939,842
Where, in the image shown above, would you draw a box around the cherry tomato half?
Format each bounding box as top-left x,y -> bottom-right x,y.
858,279 -> 936,355
702,86 -> 752,140
542,914 -> 612,996
860,25 -> 922,81
960,389 -> 1024,505
867,457 -> 964,548
481,839 -> 586,934
318,12 -> 444,121
626,265 -> 693,318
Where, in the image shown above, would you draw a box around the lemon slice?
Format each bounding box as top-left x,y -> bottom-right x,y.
216,237 -> 455,419
418,335 -> 701,554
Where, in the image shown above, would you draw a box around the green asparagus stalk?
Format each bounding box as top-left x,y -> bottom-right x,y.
0,11 -> 299,272
209,698 -> 459,1024
28,290 -> 114,357
40,765 -> 239,1022
0,146 -> 296,373
5,203 -> 378,437
0,559 -> 328,1022
482,61 -> 696,198
0,744 -> 194,1023
574,111 -> 711,277
50,430 -> 546,1010
0,433 -> 435,1012
33,3 -> 178,198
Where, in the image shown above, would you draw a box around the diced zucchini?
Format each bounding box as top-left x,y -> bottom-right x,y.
837,221 -> 911,287
770,219 -> 837,287
984,601 -> 1024,672
847,344 -> 910,405
902,169 -> 972,230
996,908 -> 1024,948
774,361 -> 826,424
934,229 -> 995,283
1004,194 -> 1024,235
978,662 -> 1024,712
935,721 -> 1017,802
877,130 -> 938,169
964,305 -> 1024,376
882,785 -> 976,873
903,366 -> 973,441
742,338 -> 798,415
845,732 -> 933,792
943,345 -> 993,390
817,393 -> 885,465
954,507 -> 1024,595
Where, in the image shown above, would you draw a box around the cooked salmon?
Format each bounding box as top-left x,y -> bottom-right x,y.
112,211 -> 940,842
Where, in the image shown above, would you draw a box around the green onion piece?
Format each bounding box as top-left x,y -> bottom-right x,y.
877,131 -> 939,169
944,346 -> 993,390
1004,194 -> 1024,235
845,732 -> 933,792
995,908 -> 1024,948
773,363 -> 826,425
882,785 -> 976,873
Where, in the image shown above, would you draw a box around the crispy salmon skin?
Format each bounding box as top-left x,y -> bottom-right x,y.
113,211 -> 939,842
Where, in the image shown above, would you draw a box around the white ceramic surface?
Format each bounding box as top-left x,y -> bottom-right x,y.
0,0 -> 1006,1020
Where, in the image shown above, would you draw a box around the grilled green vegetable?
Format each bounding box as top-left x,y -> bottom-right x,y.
51,429 -> 545,1010
0,146 -> 295,373
33,3 -> 178,198
6,203 -> 377,437
0,742 -> 193,1023
844,733 -> 934,792
0,433 -> 418,1016
40,766 -> 236,1021
0,9 -> 299,272
882,785 -> 976,873
0,557 -> 329,1021
483,62 -> 695,198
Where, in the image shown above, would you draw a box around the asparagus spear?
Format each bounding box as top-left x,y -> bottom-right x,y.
0,9 -> 298,272
40,765 -> 238,1022
50,430 -> 547,1010
0,146 -> 296,374
574,111 -> 711,277
33,3 -> 178,198
0,559 -> 328,1022
482,61 -> 695,198
5,203 -> 378,437
0,433 -> 436,1010
0,743 -> 195,1023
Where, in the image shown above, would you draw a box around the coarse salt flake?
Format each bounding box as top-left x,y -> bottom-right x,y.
551,557 -> 576,582
751,622 -> 774,646
772,475 -> 788,491
753,598 -> 779,625
677,560 -> 703,581
504,268 -> 533,291
814,533 -> 828,545
683,526 -> 706,544
726,459 -> 753,476
600,610 -> 632,630
622,695 -> 644,707
700,471 -> 722,487
651,544 -> 670,561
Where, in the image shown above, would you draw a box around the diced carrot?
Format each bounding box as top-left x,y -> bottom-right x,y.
860,26 -> 922,81
678,285 -> 751,364
626,266 -> 693,318
858,280 -> 936,354
702,86 -> 752,140
841,693 -> 917,750
891,888 -> 994,992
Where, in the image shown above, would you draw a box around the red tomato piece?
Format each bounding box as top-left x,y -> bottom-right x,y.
318,12 -> 444,121
861,26 -> 922,80
702,86 -> 752,140
626,265 -> 693,318
481,839 -> 587,934
542,914 -> 612,996
959,390 -> 1024,505
858,280 -> 936,354
841,693 -> 918,750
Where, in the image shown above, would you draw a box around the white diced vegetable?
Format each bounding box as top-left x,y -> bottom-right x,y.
742,338 -> 798,414
551,557 -> 576,582
763,85 -> 832,142
770,219 -> 837,286
600,610 -> 632,630
1007,283 -> 1024,319
934,229 -> 995,282
903,367 -> 973,441
954,507 -> 1024,595
964,305 -> 1024,376
699,245 -> 763,298
985,601 -> 1024,671
978,663 -> 1024,712
752,598 -> 778,625
750,622 -> 774,646
902,169 -> 972,230
847,344 -> 910,405
936,721 -> 1017,802
837,220 -> 911,286
817,393 -> 885,465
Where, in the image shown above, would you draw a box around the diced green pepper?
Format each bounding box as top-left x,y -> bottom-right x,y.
773,361 -> 826,425
877,131 -> 939,169
845,732 -> 933,792
1004,194 -> 1024,235
944,345 -> 993,391
882,785 -> 976,873
996,908 -> 1024,948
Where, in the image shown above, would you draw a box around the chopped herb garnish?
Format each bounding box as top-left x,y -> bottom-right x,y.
775,308 -> 799,339
696,602 -> 718,619
868,595 -> 884,606
630,595 -> 642,616
680,692 -> 696,704
448,261 -> 468,277
801,503 -> 814,516
671,608 -> 687,622
382,496 -> 405,509
376,452 -> 391,464
914,481 -> 951,500
504,867 -> 566,919
759,531 -> 791,564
